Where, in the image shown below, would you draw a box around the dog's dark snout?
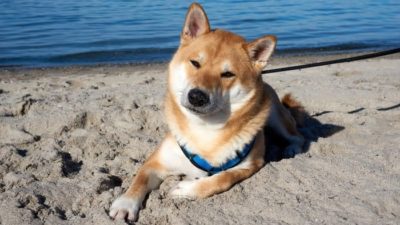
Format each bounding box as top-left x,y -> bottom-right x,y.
188,88 -> 210,107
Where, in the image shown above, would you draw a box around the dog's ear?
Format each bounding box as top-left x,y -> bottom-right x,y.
246,35 -> 277,71
181,3 -> 210,44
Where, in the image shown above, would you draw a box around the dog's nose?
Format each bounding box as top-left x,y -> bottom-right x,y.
188,88 -> 210,107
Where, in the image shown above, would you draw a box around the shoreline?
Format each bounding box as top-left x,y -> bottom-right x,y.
1,42 -> 399,69
1,50 -> 400,80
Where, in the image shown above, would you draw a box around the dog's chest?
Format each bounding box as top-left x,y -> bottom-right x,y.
181,125 -> 247,166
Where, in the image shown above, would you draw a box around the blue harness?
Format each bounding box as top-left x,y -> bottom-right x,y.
179,137 -> 256,175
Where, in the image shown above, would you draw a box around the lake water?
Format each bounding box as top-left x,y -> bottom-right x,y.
1,0 -> 399,68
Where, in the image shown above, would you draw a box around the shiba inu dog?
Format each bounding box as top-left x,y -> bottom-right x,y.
109,3 -> 305,222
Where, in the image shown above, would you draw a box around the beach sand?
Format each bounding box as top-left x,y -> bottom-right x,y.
0,55 -> 399,225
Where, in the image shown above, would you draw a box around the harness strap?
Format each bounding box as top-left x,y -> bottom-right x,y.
179,138 -> 256,175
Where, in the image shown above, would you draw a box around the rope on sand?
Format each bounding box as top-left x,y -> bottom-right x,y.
262,48 -> 400,75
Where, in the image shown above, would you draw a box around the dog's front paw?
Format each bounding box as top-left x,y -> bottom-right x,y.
109,196 -> 141,222
169,180 -> 198,200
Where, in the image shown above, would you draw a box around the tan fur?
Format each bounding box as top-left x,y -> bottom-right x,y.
281,93 -> 307,127
109,3 -> 305,222
124,152 -> 165,197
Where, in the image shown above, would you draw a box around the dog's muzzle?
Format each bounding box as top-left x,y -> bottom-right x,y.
181,88 -> 220,115
188,88 -> 210,107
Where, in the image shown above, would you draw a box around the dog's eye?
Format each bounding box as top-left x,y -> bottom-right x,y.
190,60 -> 201,69
221,71 -> 235,78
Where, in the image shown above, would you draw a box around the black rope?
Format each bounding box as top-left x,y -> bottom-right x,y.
262,48 -> 400,75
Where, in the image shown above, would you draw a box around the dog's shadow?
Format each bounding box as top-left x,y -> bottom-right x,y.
264,113 -> 345,162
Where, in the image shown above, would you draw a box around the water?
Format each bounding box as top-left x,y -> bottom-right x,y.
1,0 -> 399,68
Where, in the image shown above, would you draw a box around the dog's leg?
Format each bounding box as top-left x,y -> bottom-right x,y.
170,162 -> 263,199
109,134 -> 201,221
109,135 -> 181,222
268,104 -> 304,158
109,150 -> 165,222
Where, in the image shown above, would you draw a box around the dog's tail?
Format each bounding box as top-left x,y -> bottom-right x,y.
281,93 -> 307,127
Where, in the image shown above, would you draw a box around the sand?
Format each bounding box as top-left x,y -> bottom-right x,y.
0,55 -> 399,225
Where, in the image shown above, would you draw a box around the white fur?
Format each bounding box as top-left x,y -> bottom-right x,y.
198,52 -> 205,62
181,105 -> 228,129
109,196 -> 141,221
170,63 -> 190,104
221,60 -> 230,71
169,180 -> 198,199
158,137 -> 207,178
227,83 -> 255,113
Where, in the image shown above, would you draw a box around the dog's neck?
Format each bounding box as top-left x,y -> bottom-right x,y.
165,83 -> 269,166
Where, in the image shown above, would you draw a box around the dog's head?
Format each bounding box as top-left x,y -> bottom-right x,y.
168,3 -> 276,123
